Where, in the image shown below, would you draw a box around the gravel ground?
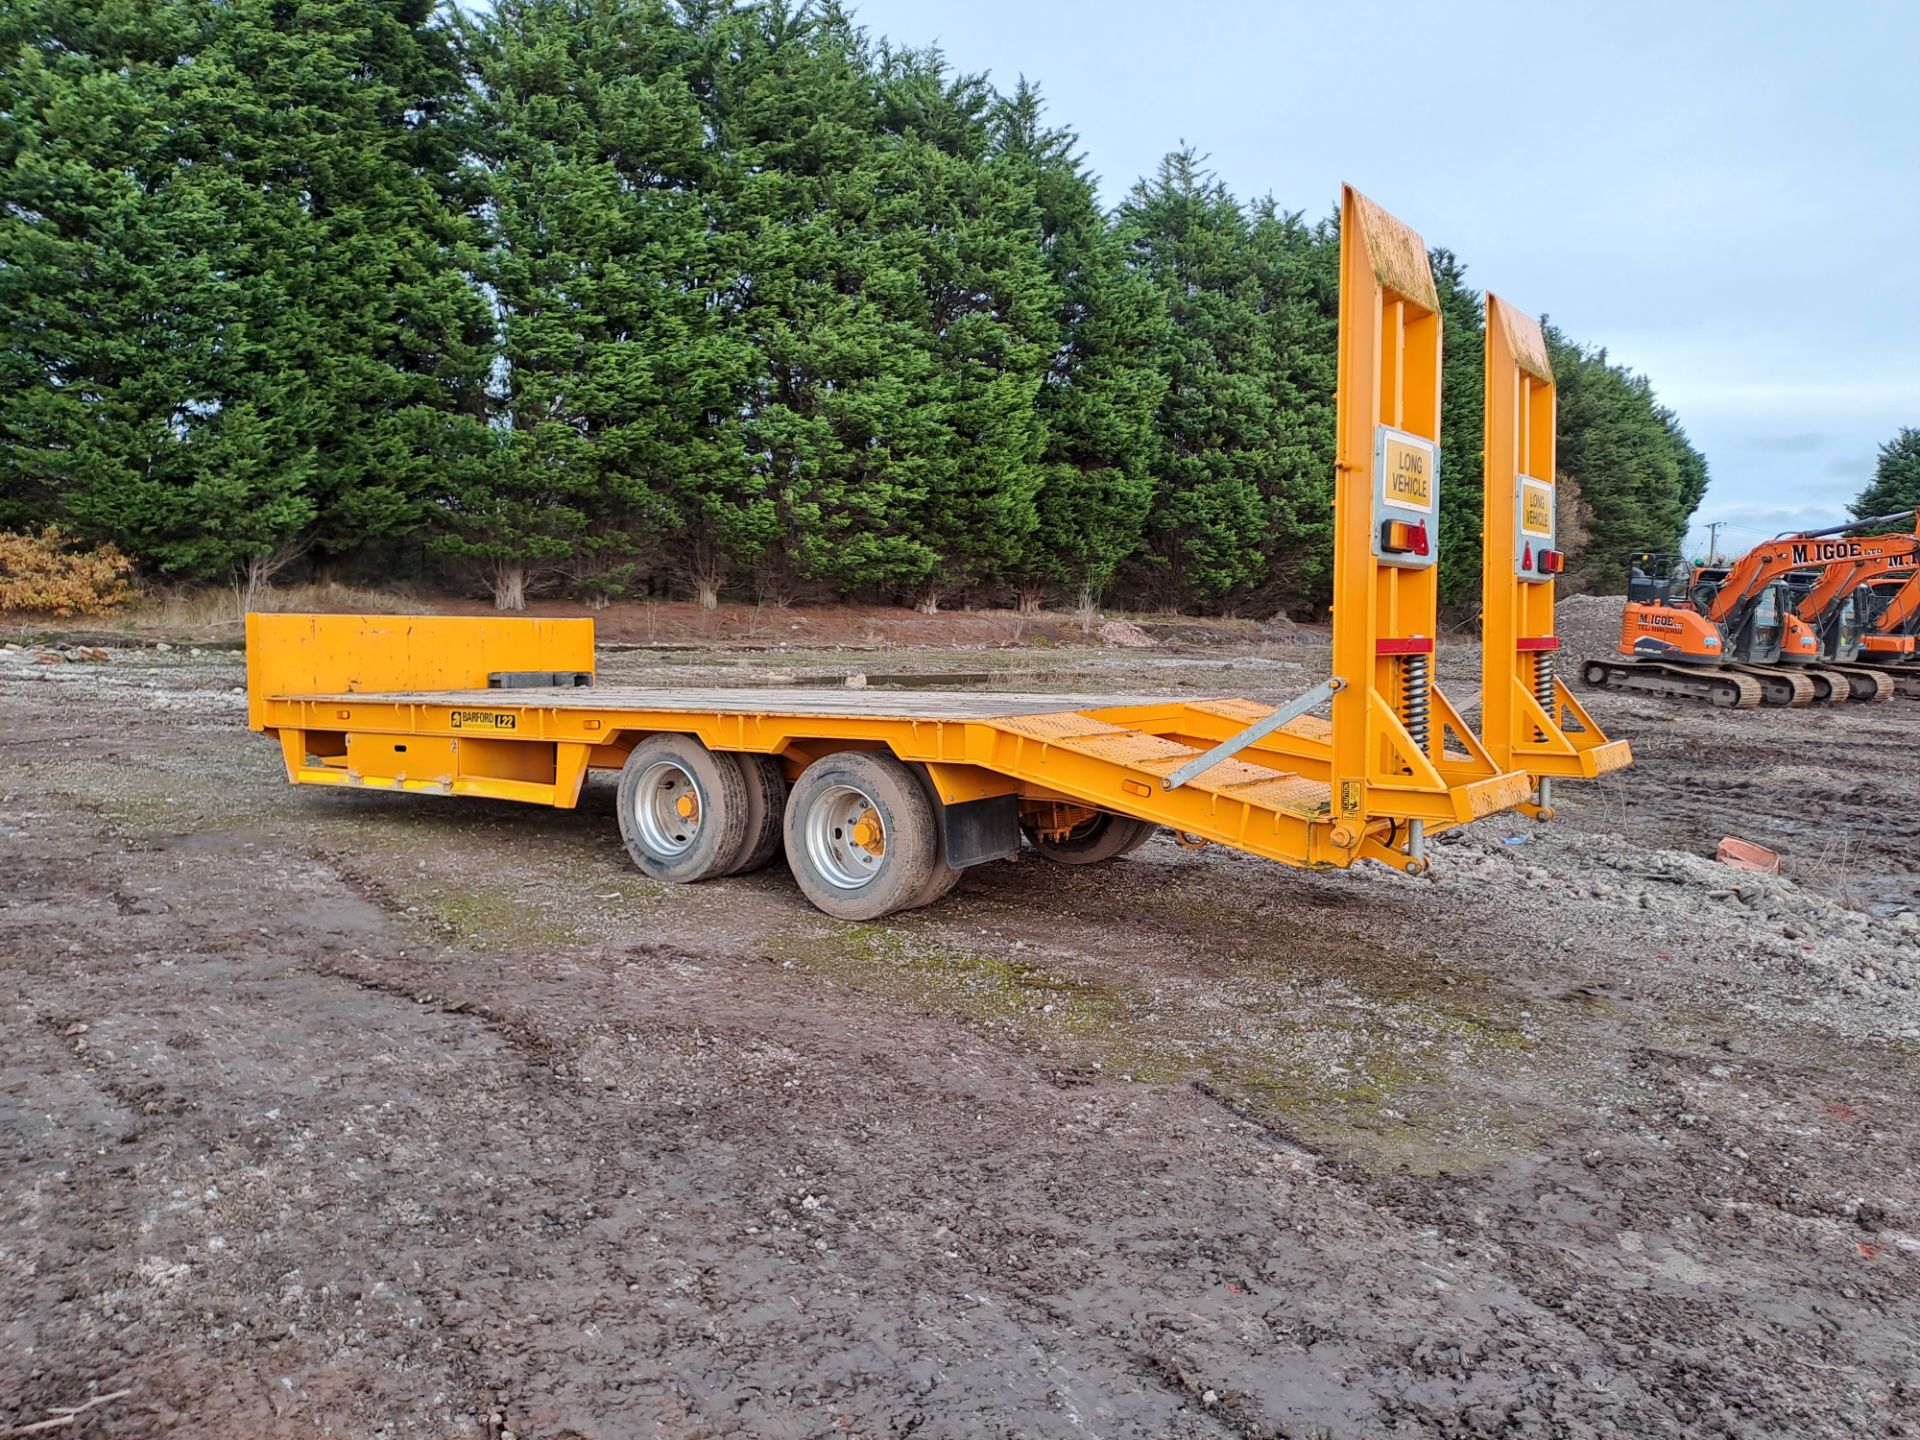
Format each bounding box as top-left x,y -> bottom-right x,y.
2,625 -> 1917,1439
1552,594 -> 1630,663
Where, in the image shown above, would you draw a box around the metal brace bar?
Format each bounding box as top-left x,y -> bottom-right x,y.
1160,677 -> 1346,791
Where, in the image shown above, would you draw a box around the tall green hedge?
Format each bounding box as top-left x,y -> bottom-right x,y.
0,0 -> 1710,611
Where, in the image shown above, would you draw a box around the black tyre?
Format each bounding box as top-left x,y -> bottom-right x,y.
1025,811 -> 1159,865
905,763 -> 966,910
783,752 -> 939,921
911,859 -> 966,909
616,734 -> 749,884
725,753 -> 789,875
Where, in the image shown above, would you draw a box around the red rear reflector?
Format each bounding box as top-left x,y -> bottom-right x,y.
1382,519 -> 1429,556
1539,549 -> 1565,574
1522,542 -> 1534,569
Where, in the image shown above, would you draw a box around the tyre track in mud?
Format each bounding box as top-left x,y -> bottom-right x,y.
0,799 -> 1605,1438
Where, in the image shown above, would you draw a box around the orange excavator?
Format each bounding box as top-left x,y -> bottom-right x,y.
1580,511 -> 1919,708
1834,561 -> 1920,695
1862,569 -> 1920,658
1771,528 -> 1920,700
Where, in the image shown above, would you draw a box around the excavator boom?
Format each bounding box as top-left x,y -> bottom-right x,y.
1700,511 -> 1919,632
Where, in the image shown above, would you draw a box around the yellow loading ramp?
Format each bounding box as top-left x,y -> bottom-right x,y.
247,186 -> 1542,919
1479,294 -> 1632,812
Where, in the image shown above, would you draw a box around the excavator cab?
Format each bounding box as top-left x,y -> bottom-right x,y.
1853,574 -> 1920,691
1627,553 -> 1685,606
1615,552 -> 1729,668
1691,564 -> 1787,663
1781,569 -> 1863,662
1741,582 -> 1788,664
1858,578 -> 1900,633
1866,572 -> 1918,640
1778,569 -> 1816,609
1830,589 -> 1864,663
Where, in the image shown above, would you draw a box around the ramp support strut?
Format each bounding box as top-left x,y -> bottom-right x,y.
1161,678 -> 1346,791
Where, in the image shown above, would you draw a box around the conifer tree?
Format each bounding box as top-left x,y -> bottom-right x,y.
1548,326 -> 1709,588
178,0 -> 490,577
695,3 -> 938,599
454,0 -> 757,609
994,81 -> 1167,614
0,0 -> 488,581
1429,248 -> 1485,608
0,1 -> 317,572
1245,203 -> 1338,612
1852,428 -> 1920,519
1116,150 -> 1274,611
696,6 -> 1055,607
870,51 -> 1052,609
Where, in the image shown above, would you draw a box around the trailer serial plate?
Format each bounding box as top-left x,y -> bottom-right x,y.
449,709 -> 519,732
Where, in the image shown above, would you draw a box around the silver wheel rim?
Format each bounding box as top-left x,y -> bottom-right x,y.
634,760 -> 701,856
805,783 -> 886,890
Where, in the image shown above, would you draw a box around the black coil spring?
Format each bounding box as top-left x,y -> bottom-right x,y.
1401,653 -> 1431,752
1534,651 -> 1557,731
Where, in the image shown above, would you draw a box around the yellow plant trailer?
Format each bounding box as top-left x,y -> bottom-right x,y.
246,187 -> 1629,921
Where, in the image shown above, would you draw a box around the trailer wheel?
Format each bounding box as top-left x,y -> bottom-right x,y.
783,752 -> 938,920
724,753 -> 789,875
1024,812 -> 1159,865
617,734 -> 749,884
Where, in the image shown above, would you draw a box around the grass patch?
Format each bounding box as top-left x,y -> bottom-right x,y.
767,915 -> 1552,1171
65,581 -> 434,640
425,887 -> 579,950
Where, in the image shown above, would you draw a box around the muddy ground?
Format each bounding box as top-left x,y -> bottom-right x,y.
2,617 -> 1917,1439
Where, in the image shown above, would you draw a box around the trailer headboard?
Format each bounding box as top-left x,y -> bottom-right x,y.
245,613 -> 597,730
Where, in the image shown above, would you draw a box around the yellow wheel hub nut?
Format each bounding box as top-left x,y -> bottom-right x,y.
675,794 -> 697,819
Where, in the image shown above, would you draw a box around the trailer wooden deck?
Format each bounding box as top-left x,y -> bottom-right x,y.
282,686 -> 1196,719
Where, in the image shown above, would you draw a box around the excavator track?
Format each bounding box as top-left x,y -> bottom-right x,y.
1864,666 -> 1920,699
1729,664 -> 1820,707
1804,666 -> 1858,703
1579,658 -> 1763,709
1804,672 -> 1866,706
1825,664 -> 1898,701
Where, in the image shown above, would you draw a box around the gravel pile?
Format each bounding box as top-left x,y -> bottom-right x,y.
1555,592 -> 1624,660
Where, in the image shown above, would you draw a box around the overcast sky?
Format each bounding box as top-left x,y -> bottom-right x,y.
850,0 -> 1919,555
